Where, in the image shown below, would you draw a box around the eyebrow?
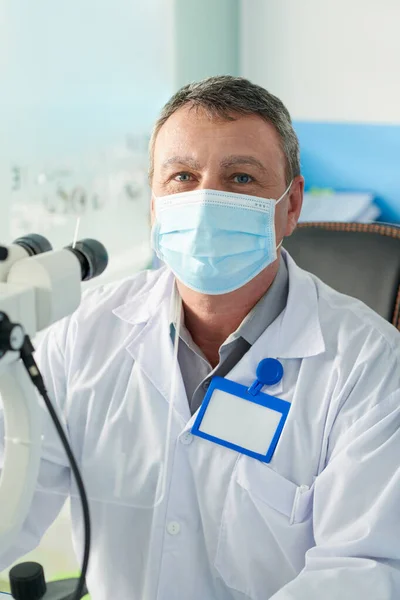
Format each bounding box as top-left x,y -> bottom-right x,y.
161,156 -> 202,170
219,155 -> 269,173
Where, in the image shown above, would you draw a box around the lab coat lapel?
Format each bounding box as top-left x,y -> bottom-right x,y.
113,269 -> 191,423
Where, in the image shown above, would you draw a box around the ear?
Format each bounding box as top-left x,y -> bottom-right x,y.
285,176 -> 304,237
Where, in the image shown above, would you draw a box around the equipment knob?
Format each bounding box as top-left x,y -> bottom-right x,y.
0,313 -> 25,353
9,562 -> 47,599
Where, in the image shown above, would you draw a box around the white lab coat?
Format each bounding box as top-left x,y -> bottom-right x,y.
1,250 -> 400,600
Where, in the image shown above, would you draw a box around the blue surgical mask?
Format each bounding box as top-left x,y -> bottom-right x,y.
151,184 -> 291,295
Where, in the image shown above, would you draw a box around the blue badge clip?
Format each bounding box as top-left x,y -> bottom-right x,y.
248,358 -> 284,396
191,357 -> 288,463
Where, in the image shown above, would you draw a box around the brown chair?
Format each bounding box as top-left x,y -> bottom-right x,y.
283,222 -> 400,330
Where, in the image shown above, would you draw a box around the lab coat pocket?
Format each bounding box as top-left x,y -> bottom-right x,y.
214,456 -> 315,600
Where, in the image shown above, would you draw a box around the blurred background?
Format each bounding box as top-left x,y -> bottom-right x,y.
1,0 -> 399,590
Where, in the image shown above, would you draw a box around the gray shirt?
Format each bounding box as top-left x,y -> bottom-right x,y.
171,258 -> 289,415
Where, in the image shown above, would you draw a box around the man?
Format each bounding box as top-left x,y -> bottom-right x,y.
1,76 -> 400,599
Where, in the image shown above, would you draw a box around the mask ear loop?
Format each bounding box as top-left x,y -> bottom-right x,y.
275,179 -> 293,250
275,180 -> 293,206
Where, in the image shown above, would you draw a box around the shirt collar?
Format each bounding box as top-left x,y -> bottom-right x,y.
169,257 -> 289,351
224,257 -> 289,347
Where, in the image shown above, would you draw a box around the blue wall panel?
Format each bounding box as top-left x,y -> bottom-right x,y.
294,121 -> 400,223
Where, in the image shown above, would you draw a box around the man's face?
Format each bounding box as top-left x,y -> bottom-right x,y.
152,104 -> 303,241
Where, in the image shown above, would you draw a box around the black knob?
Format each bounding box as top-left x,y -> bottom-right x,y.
0,313 -> 25,353
0,246 -> 8,261
9,562 -> 47,599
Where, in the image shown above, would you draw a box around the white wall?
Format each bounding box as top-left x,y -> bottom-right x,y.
240,0 -> 400,124
172,0 -> 239,88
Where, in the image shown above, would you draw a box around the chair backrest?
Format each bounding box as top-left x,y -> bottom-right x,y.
283,222 -> 400,330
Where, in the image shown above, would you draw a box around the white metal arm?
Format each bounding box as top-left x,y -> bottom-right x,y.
0,356 -> 42,555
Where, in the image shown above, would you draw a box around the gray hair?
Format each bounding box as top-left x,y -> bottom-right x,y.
148,75 -> 300,185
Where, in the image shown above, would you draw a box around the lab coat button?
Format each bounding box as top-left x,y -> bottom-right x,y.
167,521 -> 181,535
181,432 -> 193,445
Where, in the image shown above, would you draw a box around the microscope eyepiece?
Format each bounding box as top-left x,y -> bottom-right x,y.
12,234 -> 53,256
65,239 -> 108,282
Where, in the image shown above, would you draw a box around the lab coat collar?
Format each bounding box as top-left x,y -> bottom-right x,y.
112,251 -> 325,422
112,251 -> 325,360
273,249 -> 326,359
112,267 -> 173,325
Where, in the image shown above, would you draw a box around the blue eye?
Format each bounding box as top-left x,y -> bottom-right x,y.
234,174 -> 253,184
175,172 -> 192,182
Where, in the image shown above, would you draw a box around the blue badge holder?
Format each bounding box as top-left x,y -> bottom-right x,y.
191,358 -> 290,463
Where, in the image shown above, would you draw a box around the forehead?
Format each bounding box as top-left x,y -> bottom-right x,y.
153,104 -> 286,174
